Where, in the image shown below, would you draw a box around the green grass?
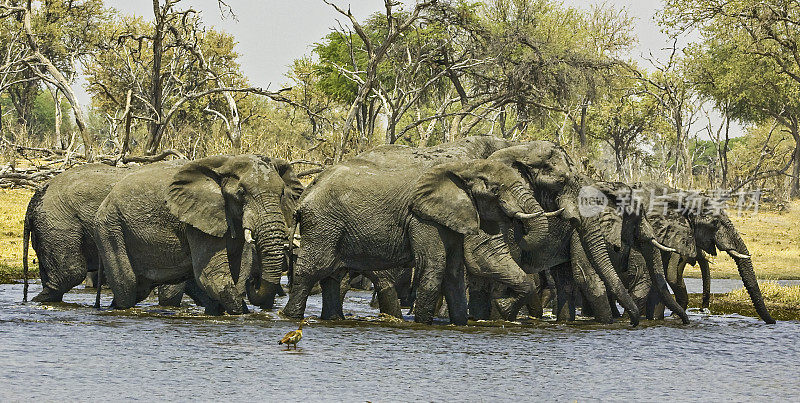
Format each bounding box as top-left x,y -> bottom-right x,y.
689,282 -> 800,321
0,188 -> 37,283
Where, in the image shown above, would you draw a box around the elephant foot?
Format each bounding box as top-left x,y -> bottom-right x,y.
31,287 -> 64,303
204,302 -> 224,316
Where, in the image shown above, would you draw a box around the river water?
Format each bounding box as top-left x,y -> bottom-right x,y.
1,281 -> 798,401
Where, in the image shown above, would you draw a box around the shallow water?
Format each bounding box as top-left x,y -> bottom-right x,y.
1,281 -> 799,401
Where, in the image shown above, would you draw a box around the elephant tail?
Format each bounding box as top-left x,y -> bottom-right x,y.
23,183 -> 48,302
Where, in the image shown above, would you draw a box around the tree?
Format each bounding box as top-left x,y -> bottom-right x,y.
663,0 -> 800,196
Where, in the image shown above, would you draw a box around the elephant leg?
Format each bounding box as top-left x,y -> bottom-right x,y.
645,288 -> 660,320
409,221 -> 449,325
157,283 -> 185,307
552,263 -> 576,322
96,230 -> 138,310
183,278 -> 224,315
698,255 -> 712,310
320,268 -> 348,320
366,270 -> 403,319
468,275 -> 492,320
187,228 -> 244,315
665,253 -> 688,311
441,251 -> 468,325
608,295 -> 622,318
33,251 -> 88,303
283,241 -> 340,319
395,268 -> 414,308
525,274 -> 543,319
338,269 -> 353,308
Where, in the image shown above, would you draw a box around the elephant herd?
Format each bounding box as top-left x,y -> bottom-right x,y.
22,136 -> 776,326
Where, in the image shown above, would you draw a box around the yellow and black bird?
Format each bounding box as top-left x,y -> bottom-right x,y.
279,319 -> 306,350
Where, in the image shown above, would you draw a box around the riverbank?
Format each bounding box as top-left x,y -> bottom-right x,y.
0,188 -> 35,284
689,282 -> 800,321
3,189 -> 800,281
684,201 -> 800,280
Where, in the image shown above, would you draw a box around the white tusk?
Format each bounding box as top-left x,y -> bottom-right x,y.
651,238 -> 677,253
244,228 -> 254,244
515,211 -> 543,219
727,250 -> 751,259
544,208 -> 565,217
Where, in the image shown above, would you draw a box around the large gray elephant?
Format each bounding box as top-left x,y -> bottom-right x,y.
95,155 -> 302,314
282,143 -> 549,325
633,183 -> 775,324
23,163 -> 131,302
564,181 -> 690,324
463,141 -> 643,325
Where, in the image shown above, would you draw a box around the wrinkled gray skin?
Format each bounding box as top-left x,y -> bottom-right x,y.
95,155 -> 302,314
23,164 -> 129,303
282,140 -> 548,325
23,163 -> 236,308
634,183 -> 775,324
564,182 -> 689,324
463,142 -> 642,325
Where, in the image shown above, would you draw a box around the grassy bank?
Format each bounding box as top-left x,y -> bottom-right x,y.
689,282 -> 800,321
683,202 -> 800,280
2,189 -> 800,282
0,188 -> 36,283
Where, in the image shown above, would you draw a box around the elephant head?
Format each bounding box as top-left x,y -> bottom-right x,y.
637,184 -> 775,324
166,155 -> 303,309
411,158 -> 549,252
589,181 -> 689,324
488,141 -> 640,325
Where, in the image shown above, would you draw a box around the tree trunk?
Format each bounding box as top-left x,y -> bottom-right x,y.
147,0 -> 165,155
48,86 -> 63,149
791,124 -> 800,199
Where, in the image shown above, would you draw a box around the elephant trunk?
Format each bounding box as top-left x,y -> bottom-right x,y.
578,221 -> 640,326
720,224 -> 775,324
505,183 -> 549,251
249,209 -> 288,309
640,242 -> 689,324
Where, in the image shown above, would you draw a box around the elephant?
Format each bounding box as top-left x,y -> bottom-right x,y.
632,183 -> 776,324
282,143 -> 550,325
563,181 -> 690,324
459,141 -> 645,325
94,155 -> 303,314
23,163 -> 132,303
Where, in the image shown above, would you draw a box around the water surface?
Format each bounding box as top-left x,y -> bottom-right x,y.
1,281 -> 798,401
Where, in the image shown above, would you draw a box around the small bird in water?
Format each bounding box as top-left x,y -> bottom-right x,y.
279,319 -> 306,350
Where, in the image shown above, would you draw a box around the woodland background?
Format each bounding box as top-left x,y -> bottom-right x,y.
2,0 -> 800,202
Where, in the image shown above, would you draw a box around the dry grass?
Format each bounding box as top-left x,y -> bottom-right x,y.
684,201 -> 800,280
2,187 -> 800,282
0,188 -> 36,283
689,282 -> 800,321
723,281 -> 800,306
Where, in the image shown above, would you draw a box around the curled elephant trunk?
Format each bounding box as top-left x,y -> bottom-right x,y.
578,221 -> 640,326
640,244 -> 690,324
505,184 -> 549,251
248,213 -> 288,309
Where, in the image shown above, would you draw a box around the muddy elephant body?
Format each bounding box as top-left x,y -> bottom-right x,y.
95,155 -> 302,314
283,142 -> 549,325
23,163 -> 132,302
632,183 -> 775,324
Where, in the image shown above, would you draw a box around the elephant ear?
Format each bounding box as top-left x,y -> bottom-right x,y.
167,155 -> 243,237
262,157 -> 305,222
411,161 -> 479,235
647,209 -> 696,257
593,182 -> 628,249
